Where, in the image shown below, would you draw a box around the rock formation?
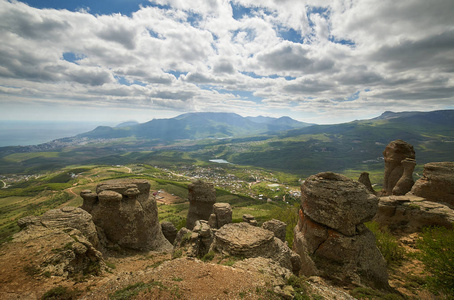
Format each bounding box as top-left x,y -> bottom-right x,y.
186,180 -> 216,230
14,207 -> 105,277
173,220 -> 214,258
293,172 -> 389,290
393,158 -> 416,195
411,162 -> 454,206
374,195 -> 454,233
242,214 -> 258,226
208,203 -> 232,229
161,221 -> 178,244
210,222 -> 301,274
358,172 -> 376,195
262,219 -> 287,243
80,179 -> 171,251
382,140 -> 416,196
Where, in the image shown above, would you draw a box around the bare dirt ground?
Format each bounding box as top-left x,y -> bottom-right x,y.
0,243 -> 271,300
153,190 -> 184,205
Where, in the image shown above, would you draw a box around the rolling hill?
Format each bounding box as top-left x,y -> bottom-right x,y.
0,110 -> 453,176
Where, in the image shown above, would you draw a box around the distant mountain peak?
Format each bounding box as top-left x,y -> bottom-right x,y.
116,121 -> 139,128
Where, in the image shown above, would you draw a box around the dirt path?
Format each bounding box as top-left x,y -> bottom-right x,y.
67,187 -> 78,197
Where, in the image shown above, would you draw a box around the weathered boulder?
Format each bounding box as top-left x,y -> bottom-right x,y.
382,140 -> 415,196
186,180 -> 216,230
358,172 -> 376,195
80,179 -> 171,251
411,162 -> 454,206
242,214 -> 258,226
161,221 -> 178,244
18,206 -> 100,249
301,172 -> 378,236
262,219 -> 287,242
14,208 -> 105,278
210,222 -> 300,273
294,172 -> 389,290
209,203 -> 232,229
233,257 -> 292,289
374,195 -> 454,233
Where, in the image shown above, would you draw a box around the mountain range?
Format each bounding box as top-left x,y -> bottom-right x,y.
79,112 -> 313,141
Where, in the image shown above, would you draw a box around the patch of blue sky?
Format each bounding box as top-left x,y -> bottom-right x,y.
22,0 -> 150,16
277,27 -> 304,43
231,3 -> 256,20
115,76 -> 146,86
329,36 -> 355,47
186,11 -> 203,27
217,89 -> 263,103
166,70 -> 188,79
240,72 -> 296,81
307,6 -> 330,17
231,28 -> 256,42
62,52 -> 86,64
336,91 -> 360,102
148,29 -> 166,40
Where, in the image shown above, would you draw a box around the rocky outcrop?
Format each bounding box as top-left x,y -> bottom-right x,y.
173,221 -> 214,258
411,162 -> 454,206
14,207 -> 105,278
374,195 -> 454,233
293,172 -> 389,290
18,206 -> 100,249
210,222 -> 300,274
80,179 -> 171,251
262,219 -> 287,242
208,203 -> 232,229
161,221 -> 178,245
358,172 -> 376,195
382,140 -> 416,196
186,180 -> 216,230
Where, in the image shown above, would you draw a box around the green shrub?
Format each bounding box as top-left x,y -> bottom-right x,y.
41,286 -> 79,300
365,221 -> 406,265
201,251 -> 215,262
287,275 -> 310,300
267,203 -> 299,247
417,226 -> 454,295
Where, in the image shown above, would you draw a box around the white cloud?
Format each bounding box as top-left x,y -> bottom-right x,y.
0,0 -> 453,124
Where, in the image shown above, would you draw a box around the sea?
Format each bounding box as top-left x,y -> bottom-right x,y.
0,121 -> 114,147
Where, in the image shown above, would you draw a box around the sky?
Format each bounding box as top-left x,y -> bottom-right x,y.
0,0 -> 453,125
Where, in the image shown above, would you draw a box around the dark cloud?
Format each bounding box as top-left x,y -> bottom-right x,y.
283,78 -> 335,94
0,6 -> 70,41
213,60 -> 235,74
256,42 -> 334,74
371,30 -> 454,71
97,25 -> 138,50
66,68 -> 113,86
151,90 -> 196,101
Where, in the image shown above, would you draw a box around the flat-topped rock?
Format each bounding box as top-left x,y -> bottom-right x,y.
301,172 -> 378,236
411,162 -> 454,206
80,179 -> 171,251
211,222 -> 299,272
294,172 -> 389,290
186,180 -> 216,230
374,195 -> 454,233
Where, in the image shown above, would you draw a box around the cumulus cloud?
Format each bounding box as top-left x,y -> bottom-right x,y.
0,0 -> 453,123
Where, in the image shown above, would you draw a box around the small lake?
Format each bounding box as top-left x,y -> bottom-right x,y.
209,159 -> 231,164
